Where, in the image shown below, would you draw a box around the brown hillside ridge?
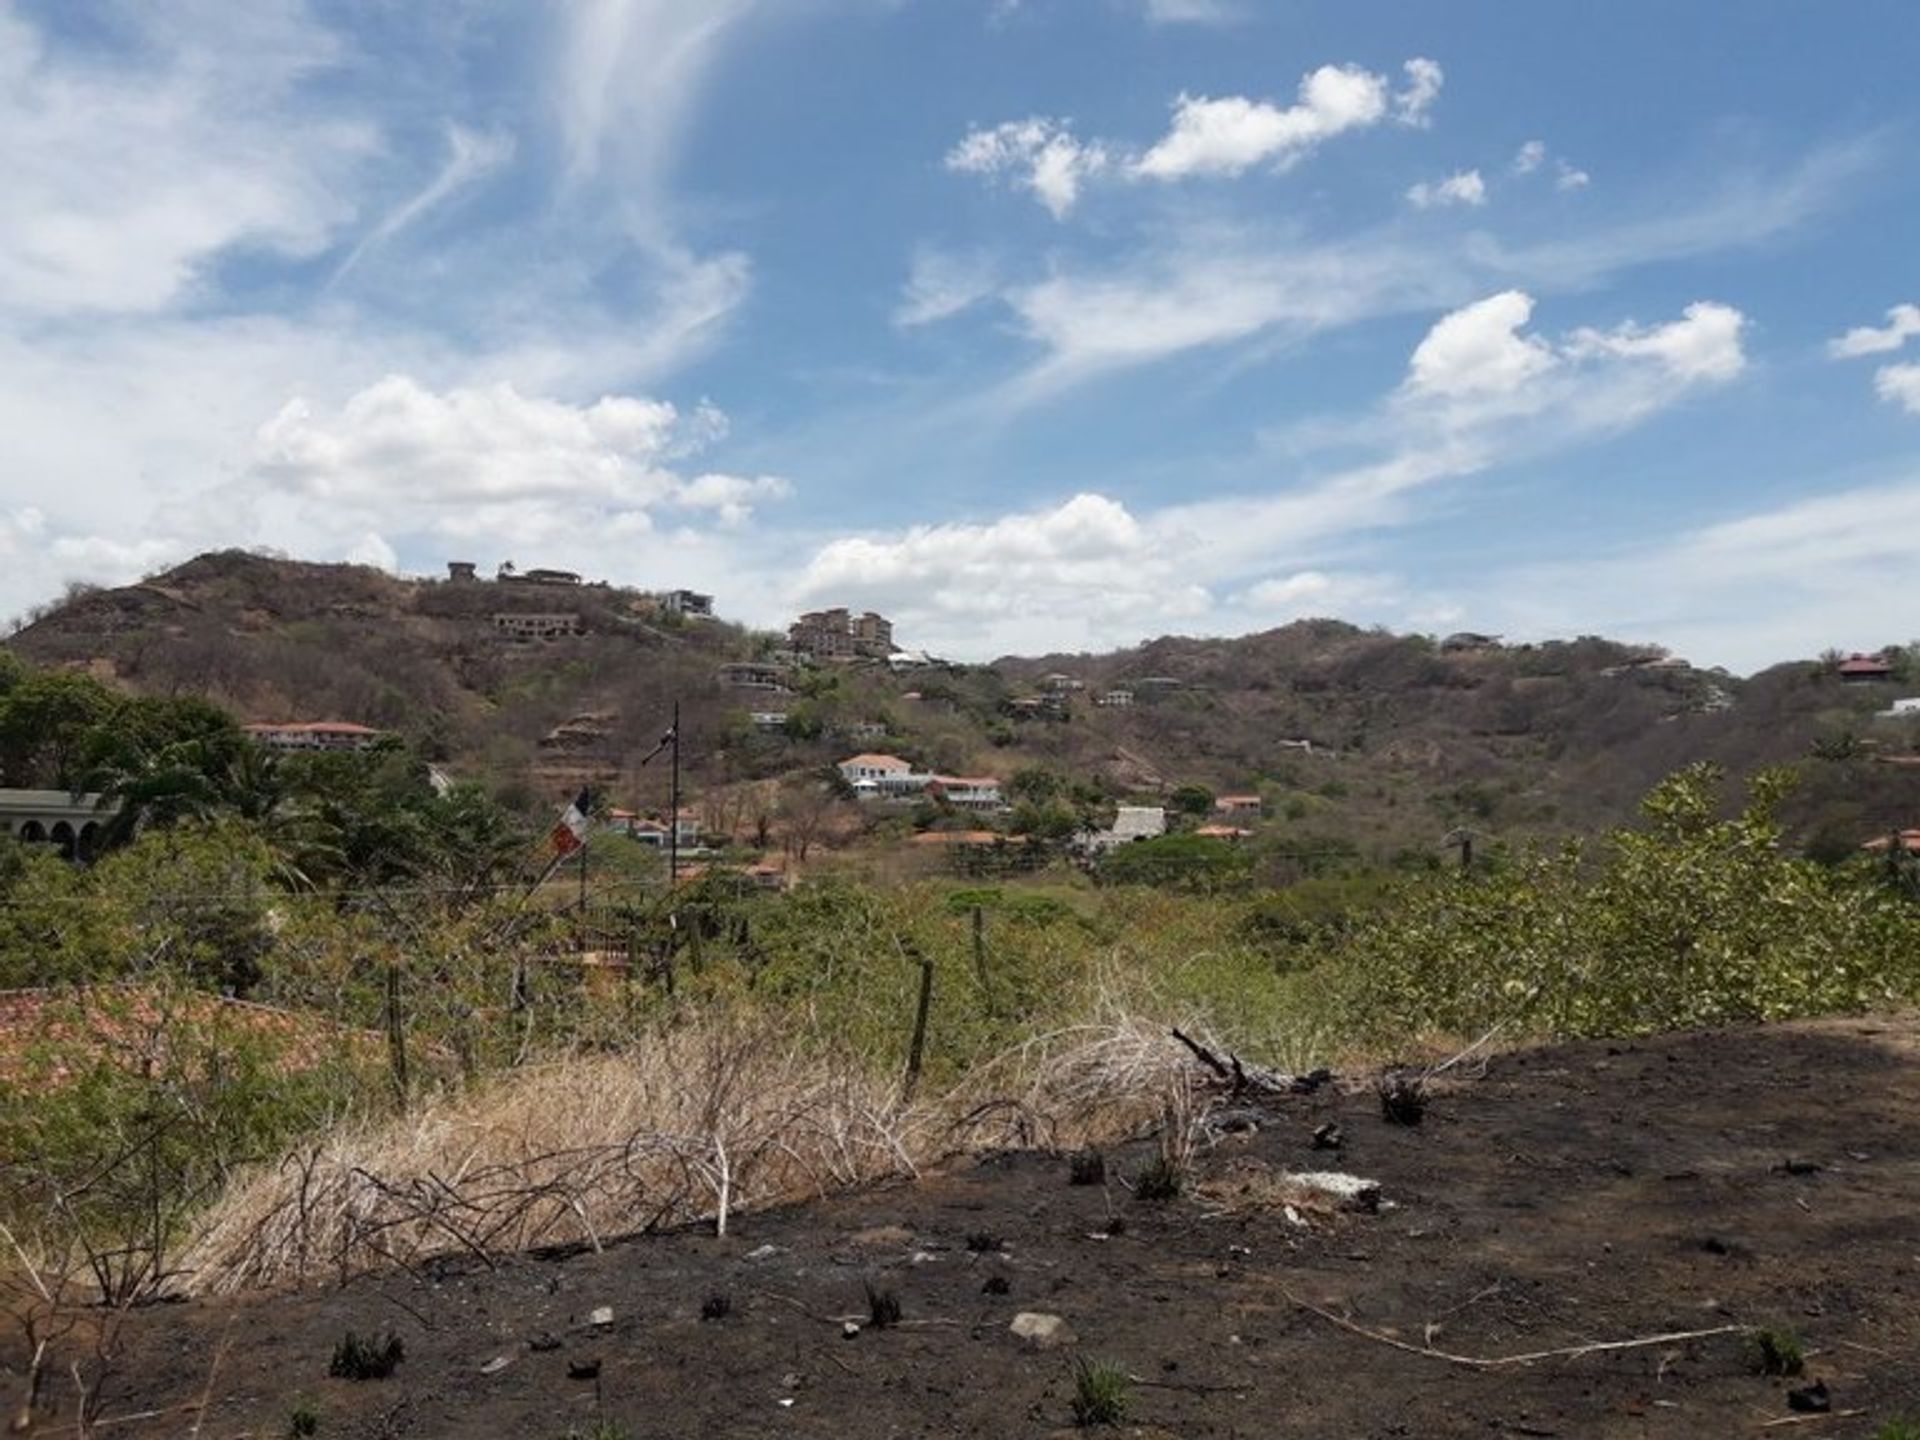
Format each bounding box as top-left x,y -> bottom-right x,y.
8,550 -> 1920,849
49,1015 -> 1920,1437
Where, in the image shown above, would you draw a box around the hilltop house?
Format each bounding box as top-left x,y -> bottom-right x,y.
1094,689 -> 1135,708
1214,794 -> 1264,818
1838,653 -> 1896,682
243,721 -> 384,753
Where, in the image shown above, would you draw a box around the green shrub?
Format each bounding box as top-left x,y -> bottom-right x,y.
1070,1357 -> 1132,1427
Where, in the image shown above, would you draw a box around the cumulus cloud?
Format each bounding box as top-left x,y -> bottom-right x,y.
1135,65 -> 1391,180
1405,291 -> 1557,399
1875,363 -> 1920,414
1564,302 -> 1747,383
946,118 -> 1111,219
1828,303 -> 1920,359
1406,169 -> 1487,209
249,377 -> 784,524
1513,140 -> 1547,175
1555,160 -> 1591,191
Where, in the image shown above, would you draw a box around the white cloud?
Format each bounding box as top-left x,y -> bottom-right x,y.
1874,363 -> 1920,414
0,3 -> 373,316
556,0 -> 759,193
1394,58 -> 1445,129
1407,169 -> 1487,210
1135,65 -> 1390,180
1489,476 -> 1920,672
333,124 -> 515,280
1828,303 -> 1920,359
345,532 -> 398,571
1555,160 -> 1591,191
895,248 -> 999,327
946,118 -> 1110,219
796,294 -> 1749,656
1143,0 -> 1242,21
1513,140 -> 1547,175
1406,291 -> 1556,399
249,376 -> 785,524
1564,302 -> 1747,383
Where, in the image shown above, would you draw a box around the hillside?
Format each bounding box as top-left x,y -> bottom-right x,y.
9,551 -> 1919,856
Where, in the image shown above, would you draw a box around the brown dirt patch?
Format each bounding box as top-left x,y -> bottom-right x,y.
11,1016 -> 1920,1437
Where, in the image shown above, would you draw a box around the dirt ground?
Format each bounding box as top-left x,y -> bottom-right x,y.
13,1016 -> 1920,1439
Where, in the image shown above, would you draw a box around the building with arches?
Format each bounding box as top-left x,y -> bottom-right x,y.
0,790 -> 116,861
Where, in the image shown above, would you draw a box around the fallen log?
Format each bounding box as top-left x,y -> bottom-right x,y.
1170,1029 -> 1327,1097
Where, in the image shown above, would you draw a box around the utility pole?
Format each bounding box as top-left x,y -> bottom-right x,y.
668,700 -> 682,889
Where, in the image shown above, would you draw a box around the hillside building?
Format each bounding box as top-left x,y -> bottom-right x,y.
790,607 -> 894,662
243,721 -> 384,753
929,776 -> 1004,811
446,561 -> 478,582
716,662 -> 790,692
660,589 -> 715,619
1838,653 -> 1896,682
493,612 -> 583,641
1214,794 -> 1263,818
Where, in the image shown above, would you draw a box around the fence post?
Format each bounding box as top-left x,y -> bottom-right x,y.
971,905 -> 992,1015
384,957 -> 410,1109
903,943 -> 935,1101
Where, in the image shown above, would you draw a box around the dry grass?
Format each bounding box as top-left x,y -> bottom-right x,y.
175,1006 -> 1226,1295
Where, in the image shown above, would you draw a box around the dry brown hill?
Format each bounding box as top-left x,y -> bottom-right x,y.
9,552 -> 1918,854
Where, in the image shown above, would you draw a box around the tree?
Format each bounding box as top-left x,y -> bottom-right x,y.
1095,834 -> 1251,894
1168,784 -> 1214,819
0,669 -> 117,787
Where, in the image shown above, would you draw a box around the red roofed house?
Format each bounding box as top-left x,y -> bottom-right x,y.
243,721 -> 385,753
1838,653 -> 1896,682
1861,830 -> 1920,854
1194,824 -> 1253,841
1214,794 -> 1264,818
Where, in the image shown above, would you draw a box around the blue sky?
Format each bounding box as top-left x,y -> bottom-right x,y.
2,1 -> 1917,671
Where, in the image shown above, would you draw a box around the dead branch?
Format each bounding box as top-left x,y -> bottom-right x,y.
1284,1291 -> 1746,1369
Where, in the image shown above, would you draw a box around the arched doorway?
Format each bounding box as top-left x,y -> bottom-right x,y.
19,821 -> 46,844
51,821 -> 76,861
78,822 -> 102,863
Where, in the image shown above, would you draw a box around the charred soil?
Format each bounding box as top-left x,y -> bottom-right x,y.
18,1017 -> 1920,1438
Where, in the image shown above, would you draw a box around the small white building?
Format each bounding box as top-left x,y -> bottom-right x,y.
750,712 -> 790,732
1879,697 -> 1920,718
1079,805 -> 1167,854
1095,689 -> 1134,709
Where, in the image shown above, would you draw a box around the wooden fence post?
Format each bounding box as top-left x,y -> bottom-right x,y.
903,943 -> 935,1101
384,958 -> 409,1109
971,905 -> 992,1015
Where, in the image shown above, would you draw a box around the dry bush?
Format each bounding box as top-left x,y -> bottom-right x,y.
176,1006 -> 1224,1295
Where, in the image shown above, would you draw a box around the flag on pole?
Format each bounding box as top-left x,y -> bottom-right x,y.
549,787 -> 592,857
